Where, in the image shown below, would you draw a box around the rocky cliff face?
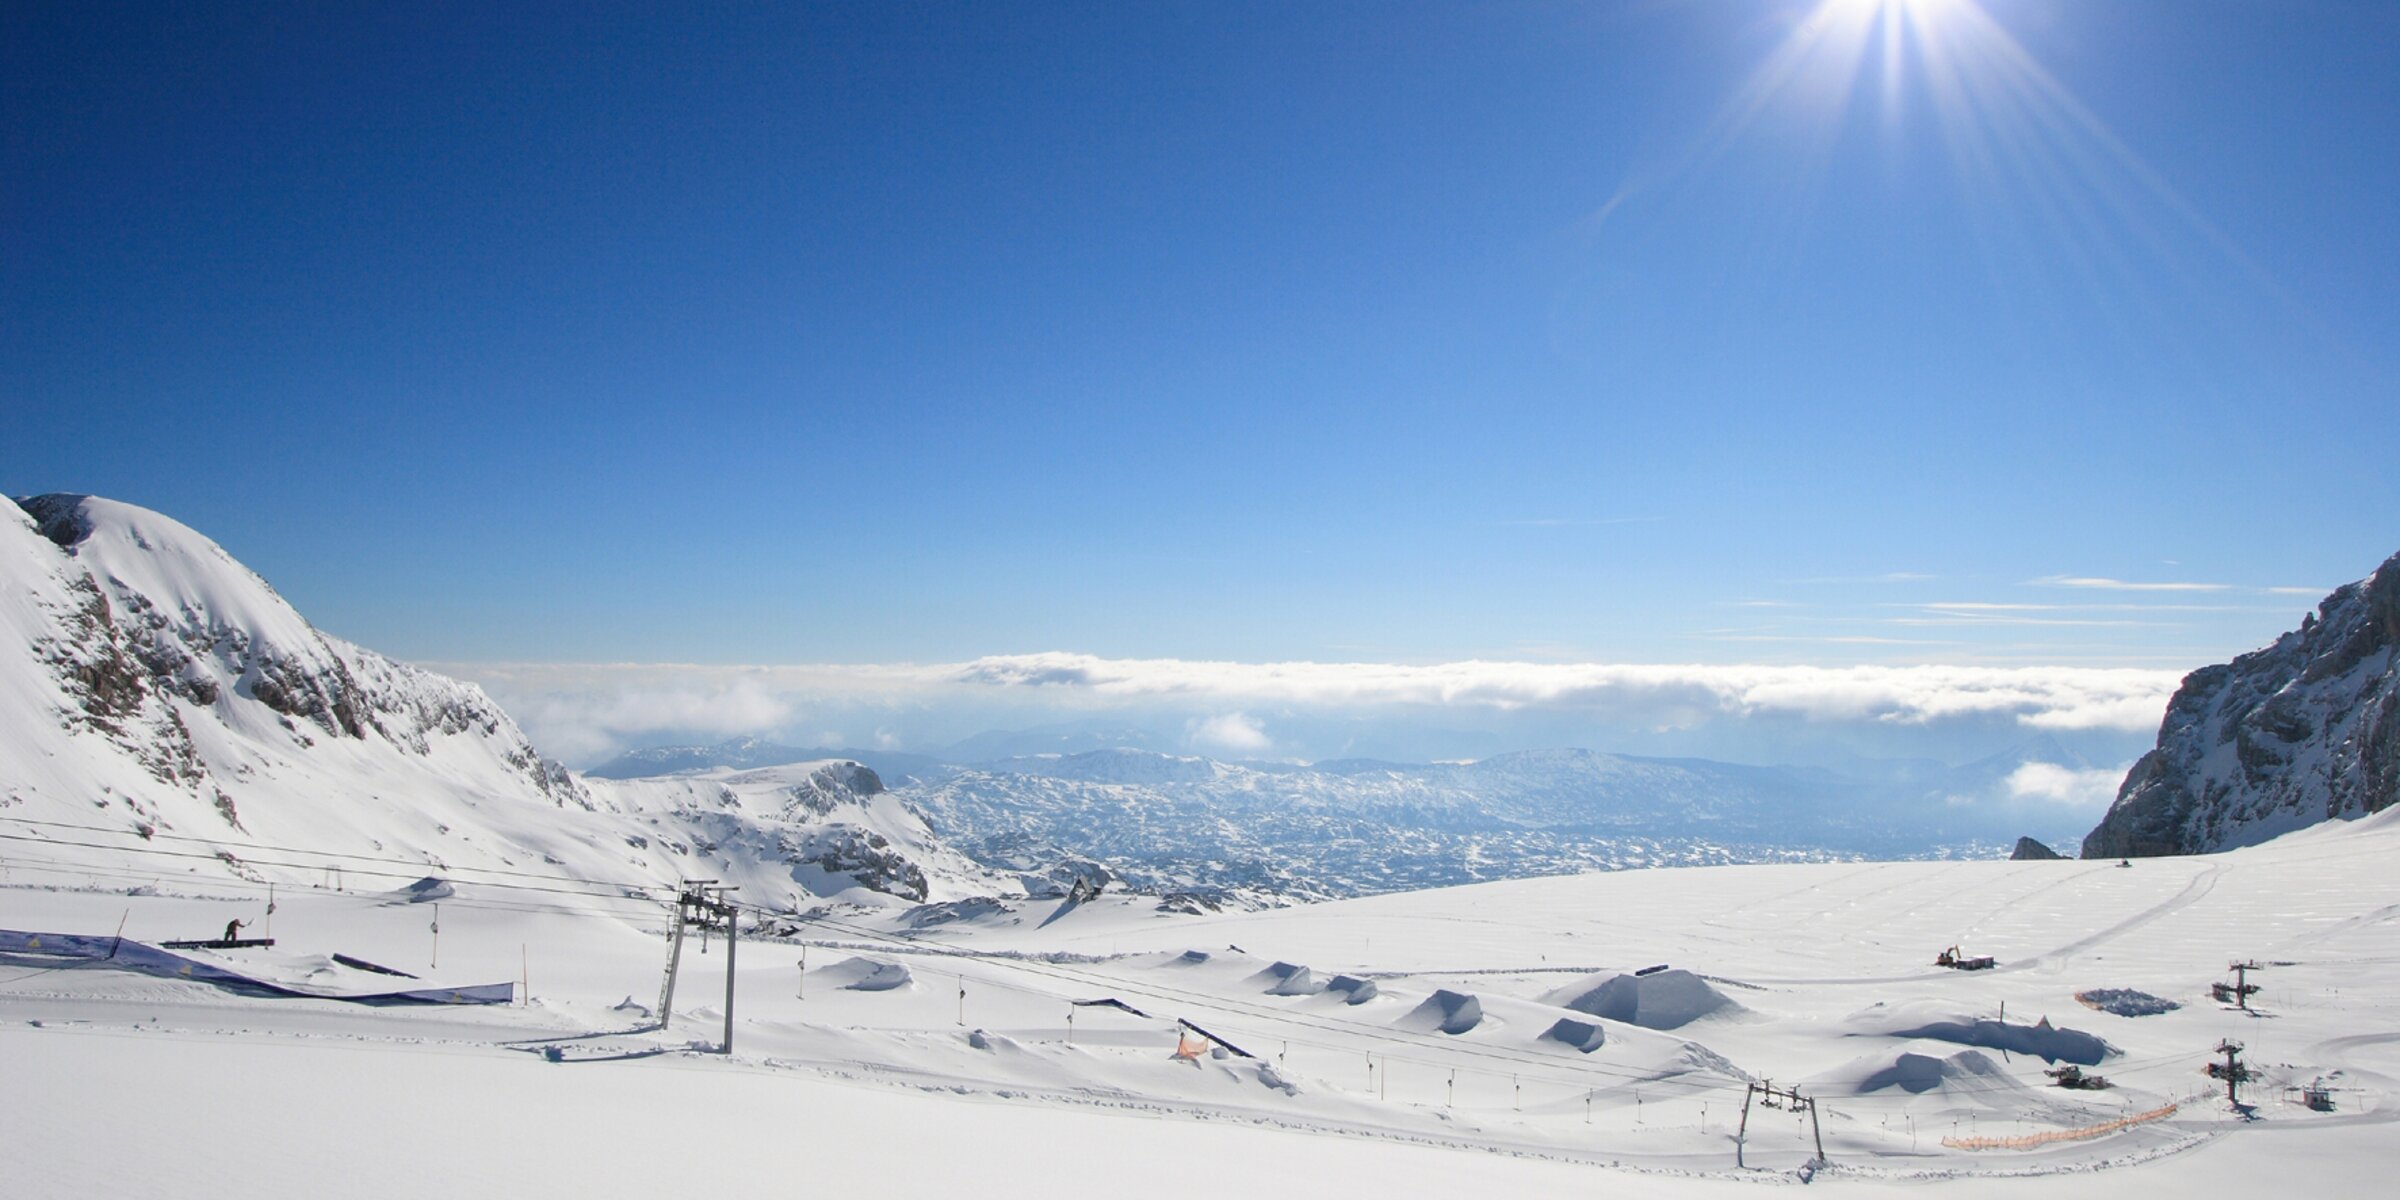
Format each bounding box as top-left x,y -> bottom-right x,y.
2083,552 -> 2400,857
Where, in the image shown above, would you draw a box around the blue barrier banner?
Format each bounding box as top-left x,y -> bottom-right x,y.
0,929 -> 512,1006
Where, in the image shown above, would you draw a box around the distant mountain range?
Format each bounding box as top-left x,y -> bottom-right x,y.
592,732 -> 2112,899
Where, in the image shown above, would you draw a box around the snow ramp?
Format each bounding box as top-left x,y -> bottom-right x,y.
1543,969 -> 1737,1031
1397,989 -> 1483,1035
816,955 -> 913,991
1249,961 -> 1322,996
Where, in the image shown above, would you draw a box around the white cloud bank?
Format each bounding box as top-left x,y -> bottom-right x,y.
944,653 -> 2180,731
445,654 -> 2185,764
2005,762 -> 2131,809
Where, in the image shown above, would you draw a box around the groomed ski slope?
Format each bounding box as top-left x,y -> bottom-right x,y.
6,807 -> 2399,1197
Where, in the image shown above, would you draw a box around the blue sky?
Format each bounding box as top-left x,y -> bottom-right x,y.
7,1 -> 2397,765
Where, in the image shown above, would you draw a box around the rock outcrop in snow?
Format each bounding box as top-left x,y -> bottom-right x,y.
2082,551 -> 2400,857
2010,836 -> 2063,861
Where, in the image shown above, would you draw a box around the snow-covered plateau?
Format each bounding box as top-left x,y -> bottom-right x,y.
6,492 -> 2398,1196
7,809 -> 2399,1197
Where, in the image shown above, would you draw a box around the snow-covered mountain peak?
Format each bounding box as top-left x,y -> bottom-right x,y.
1,492 -> 1011,911
17,493 -> 323,667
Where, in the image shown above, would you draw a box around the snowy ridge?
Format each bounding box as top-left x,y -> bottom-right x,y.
0,494 -> 1001,909
2084,550 -> 2400,856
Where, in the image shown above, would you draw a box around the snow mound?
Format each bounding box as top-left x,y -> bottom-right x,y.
1541,1017 -> 1607,1053
1851,1002 -> 2116,1065
1323,975 -> 1379,1005
386,877 -> 453,904
2076,988 -> 2181,1017
1845,1048 -> 2014,1096
1254,1063 -> 1300,1096
1544,968 -> 1737,1030
1251,961 -> 1321,996
1398,989 -> 1483,1035
817,955 -> 913,992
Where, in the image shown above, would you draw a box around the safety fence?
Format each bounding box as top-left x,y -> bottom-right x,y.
1940,1102 -> 2177,1150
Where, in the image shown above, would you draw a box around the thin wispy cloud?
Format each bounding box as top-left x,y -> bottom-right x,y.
1787,572 -> 1938,585
1493,516 -> 1666,528
1888,614 -> 2163,629
1914,601 -> 2256,613
1696,634 -> 1966,647
2031,575 -> 2232,593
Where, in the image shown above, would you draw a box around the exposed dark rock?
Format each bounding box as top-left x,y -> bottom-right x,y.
15,493 -> 96,548
2084,551 -> 2400,857
781,824 -> 929,901
2010,836 -> 2064,860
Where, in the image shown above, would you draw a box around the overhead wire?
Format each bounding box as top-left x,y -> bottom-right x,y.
0,830 -> 674,906
0,814 -> 679,900
0,855 -> 666,923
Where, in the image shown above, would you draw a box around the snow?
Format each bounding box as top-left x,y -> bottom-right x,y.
1546,968 -> 1739,1030
7,494 -> 2400,1195
10,805 -> 2399,1196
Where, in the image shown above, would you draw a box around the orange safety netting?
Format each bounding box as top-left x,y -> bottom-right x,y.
1172,1031 -> 1209,1060
1940,1103 -> 2177,1151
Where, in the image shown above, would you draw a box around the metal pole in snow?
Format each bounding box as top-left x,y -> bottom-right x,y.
430,903 -> 439,969
1736,1084 -> 1755,1168
658,904 -> 687,1029
721,905 -> 737,1055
